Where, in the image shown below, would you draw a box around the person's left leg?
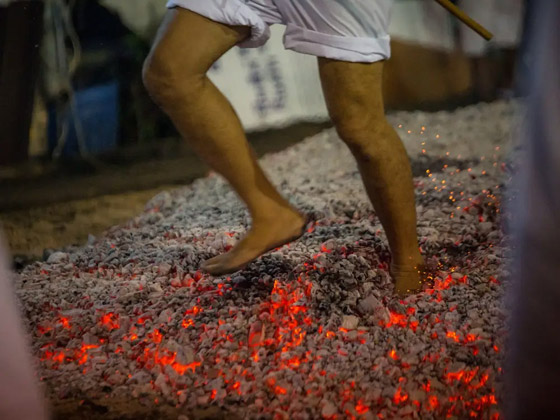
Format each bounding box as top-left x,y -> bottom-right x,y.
143,9 -> 306,276
318,58 -> 424,295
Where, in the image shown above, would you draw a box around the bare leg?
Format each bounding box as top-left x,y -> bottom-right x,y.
318,58 -> 424,295
143,9 -> 305,275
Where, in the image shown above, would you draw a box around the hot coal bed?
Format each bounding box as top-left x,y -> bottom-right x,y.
17,102 -> 517,419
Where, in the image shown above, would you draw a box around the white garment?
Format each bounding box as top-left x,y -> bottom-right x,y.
166,0 -> 393,63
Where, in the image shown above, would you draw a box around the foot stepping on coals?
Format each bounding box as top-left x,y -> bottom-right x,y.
201,213 -> 310,276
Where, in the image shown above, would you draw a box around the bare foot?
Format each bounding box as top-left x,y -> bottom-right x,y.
201,209 -> 307,276
391,259 -> 427,297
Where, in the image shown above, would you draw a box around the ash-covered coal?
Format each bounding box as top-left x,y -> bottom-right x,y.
17,101 -> 519,419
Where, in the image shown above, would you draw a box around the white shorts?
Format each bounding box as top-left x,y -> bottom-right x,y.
166,0 -> 392,63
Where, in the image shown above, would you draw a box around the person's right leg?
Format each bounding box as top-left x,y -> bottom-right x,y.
318,58 -> 425,295
143,9 -> 306,275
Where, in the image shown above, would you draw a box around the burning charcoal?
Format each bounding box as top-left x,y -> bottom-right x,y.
444,311 -> 460,323
358,294 -> 386,317
106,371 -> 126,386
15,102 -> 513,419
149,283 -> 164,294
423,209 -> 437,219
321,400 -> 338,417
232,275 -> 250,287
127,372 -> 151,386
341,315 -> 359,330
196,395 -> 210,405
47,252 -> 69,264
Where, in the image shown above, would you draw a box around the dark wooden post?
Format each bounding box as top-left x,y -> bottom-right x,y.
0,1 -> 44,165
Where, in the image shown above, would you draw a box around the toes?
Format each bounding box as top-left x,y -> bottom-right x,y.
202,262 -> 227,276
201,253 -> 245,276
204,255 -> 223,266
201,259 -> 217,269
205,263 -> 244,277
201,255 -> 226,272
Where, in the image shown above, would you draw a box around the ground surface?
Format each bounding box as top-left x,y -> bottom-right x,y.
16,101 -> 519,419
2,188 -> 173,260
1,123 -> 328,262
0,123 -> 329,212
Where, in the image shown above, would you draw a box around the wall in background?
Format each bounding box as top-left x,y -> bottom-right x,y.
100,0 -> 466,131
15,0 -> 524,162
99,0 -> 522,131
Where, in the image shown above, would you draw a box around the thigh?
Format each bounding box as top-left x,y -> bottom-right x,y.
318,57 -> 385,126
147,8 -> 251,75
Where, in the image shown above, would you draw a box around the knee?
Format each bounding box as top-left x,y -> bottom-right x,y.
142,48 -> 205,107
331,111 -> 389,160
142,52 -> 171,103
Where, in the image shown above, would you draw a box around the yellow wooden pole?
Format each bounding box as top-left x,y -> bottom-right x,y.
434,0 -> 494,41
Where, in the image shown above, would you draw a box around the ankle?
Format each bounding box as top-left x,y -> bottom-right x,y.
249,202 -> 300,220
251,205 -> 303,225
391,253 -> 424,270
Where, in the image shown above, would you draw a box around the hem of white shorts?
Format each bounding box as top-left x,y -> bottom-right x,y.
166,0 -> 270,48
284,24 -> 390,63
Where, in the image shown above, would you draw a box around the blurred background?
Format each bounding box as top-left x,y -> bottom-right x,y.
0,0 -> 525,265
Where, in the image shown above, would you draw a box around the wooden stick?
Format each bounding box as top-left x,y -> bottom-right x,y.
434,0 -> 494,41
